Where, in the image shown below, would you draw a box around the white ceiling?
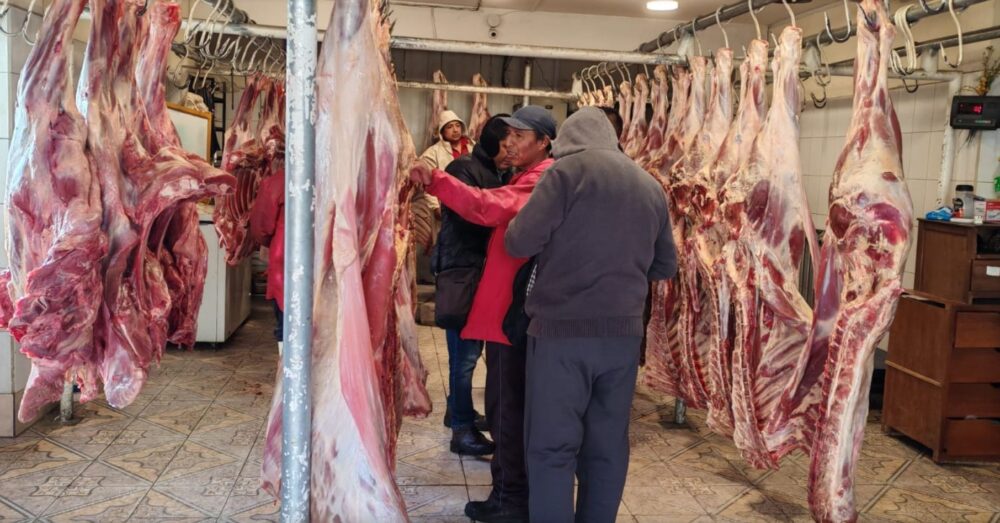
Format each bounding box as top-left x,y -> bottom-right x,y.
395,0 -> 841,25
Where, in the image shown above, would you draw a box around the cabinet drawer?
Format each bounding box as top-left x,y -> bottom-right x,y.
945,383 -> 1000,417
971,261 -> 1000,293
950,348 -> 1000,382
942,419 -> 1000,459
954,312 -> 1000,348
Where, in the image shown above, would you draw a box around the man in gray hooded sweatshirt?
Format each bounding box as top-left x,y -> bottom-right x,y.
505,107 -> 677,522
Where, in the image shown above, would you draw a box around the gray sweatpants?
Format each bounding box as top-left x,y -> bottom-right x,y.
524,335 -> 642,523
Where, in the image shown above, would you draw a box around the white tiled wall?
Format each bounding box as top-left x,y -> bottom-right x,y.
799,75 -> 995,292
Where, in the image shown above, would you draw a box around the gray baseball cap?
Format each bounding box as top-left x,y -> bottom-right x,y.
500,105 -> 557,140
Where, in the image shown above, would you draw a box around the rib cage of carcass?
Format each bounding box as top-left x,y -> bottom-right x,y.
213,74 -> 286,265
259,0 -> 432,520
618,2 -> 913,519
0,0 -> 234,422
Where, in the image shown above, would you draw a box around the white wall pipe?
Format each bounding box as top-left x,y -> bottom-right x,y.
397,80 -> 577,100
523,61 -> 532,106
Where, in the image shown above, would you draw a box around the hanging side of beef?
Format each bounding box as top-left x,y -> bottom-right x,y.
1,0 -> 108,422
468,73 -> 491,142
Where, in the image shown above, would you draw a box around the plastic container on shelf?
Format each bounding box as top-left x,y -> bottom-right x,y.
954,184 -> 975,218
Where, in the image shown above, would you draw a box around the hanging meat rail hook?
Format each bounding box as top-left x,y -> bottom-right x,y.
748,0 -> 763,40
184,0 -> 208,44
715,7 -> 730,49
191,1 -> 226,52
809,35 -> 831,108
18,0 -> 40,46
939,0 -> 964,68
918,0 -> 948,13
824,0 -> 853,43
137,0 -> 149,16
169,44 -> 192,89
781,0 -> 797,27
619,62 -> 632,85
890,4 -> 919,75
690,19 -> 703,56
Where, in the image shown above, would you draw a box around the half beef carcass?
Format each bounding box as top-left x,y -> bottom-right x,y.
638,65 -> 670,168
136,0 -> 235,348
775,2 -> 911,520
259,1 -> 430,519
676,48 -> 735,433
0,0 -> 108,422
214,76 -> 268,265
716,26 -> 819,468
426,70 -> 448,147
468,73 -> 491,141
80,0 -> 233,410
643,58 -> 710,406
623,74 -> 650,159
701,39 -> 770,435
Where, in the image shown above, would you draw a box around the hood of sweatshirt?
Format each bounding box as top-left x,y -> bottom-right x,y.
551,106 -> 621,159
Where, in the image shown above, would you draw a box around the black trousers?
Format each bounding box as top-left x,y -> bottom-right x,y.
525,336 -> 642,523
484,340 -> 528,508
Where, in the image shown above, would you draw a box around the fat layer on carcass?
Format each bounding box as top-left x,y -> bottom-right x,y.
259,1 -> 431,519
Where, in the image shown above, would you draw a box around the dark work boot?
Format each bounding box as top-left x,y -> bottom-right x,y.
444,407 -> 489,432
450,427 -> 495,456
465,495 -> 528,523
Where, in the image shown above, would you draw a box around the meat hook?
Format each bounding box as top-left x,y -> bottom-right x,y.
618,62 -> 632,85
137,0 -> 149,17
0,0 -> 10,20
184,0 -> 207,44
690,19 -> 703,56
715,7 -> 730,50
859,5 -> 877,31
823,0 -> 853,43
902,76 -> 920,93
939,0 -> 964,68
811,82 -> 828,108
811,34 -> 832,87
748,0 -> 762,41
917,0 -> 947,13
18,0 -> 40,46
890,4 -> 918,76
781,0 -> 797,28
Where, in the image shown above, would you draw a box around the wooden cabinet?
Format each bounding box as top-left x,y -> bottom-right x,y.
915,219 -> 1000,303
883,295 -> 1000,462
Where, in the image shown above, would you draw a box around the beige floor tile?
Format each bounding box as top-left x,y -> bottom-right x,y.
401,485 -> 470,517
622,485 -> 707,516
866,486 -> 995,522
460,456 -> 492,487
43,488 -> 146,522
0,497 -> 31,522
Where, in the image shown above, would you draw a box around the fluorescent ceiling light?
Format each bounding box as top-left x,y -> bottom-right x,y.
646,0 -> 679,11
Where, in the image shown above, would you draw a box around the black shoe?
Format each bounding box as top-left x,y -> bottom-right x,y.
450,427 -> 495,456
444,408 -> 489,432
464,496 -> 528,523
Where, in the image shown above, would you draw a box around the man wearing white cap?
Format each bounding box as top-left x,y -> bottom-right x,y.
421,109 -> 476,170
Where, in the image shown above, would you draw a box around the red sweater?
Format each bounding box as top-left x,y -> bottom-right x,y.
427,158 -> 554,345
249,170 -> 285,310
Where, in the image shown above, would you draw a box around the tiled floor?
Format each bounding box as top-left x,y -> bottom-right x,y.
1,300 -> 1000,522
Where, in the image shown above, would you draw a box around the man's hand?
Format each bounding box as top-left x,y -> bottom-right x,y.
408,159 -> 434,186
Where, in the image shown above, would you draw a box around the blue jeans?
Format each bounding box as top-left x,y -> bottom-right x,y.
446,328 -> 484,429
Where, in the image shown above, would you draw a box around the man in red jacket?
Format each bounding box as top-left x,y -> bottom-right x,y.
411,105 -> 557,523
249,169 -> 285,352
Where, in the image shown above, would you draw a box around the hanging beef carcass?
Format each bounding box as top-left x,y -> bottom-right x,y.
638,65 -> 670,167
675,48 -> 735,433
259,1 -> 431,519
468,73 -> 491,141
623,73 -> 650,159
426,70 -> 449,147
700,39 -> 770,435
617,79 -> 634,143
136,0 -> 235,348
715,26 -> 819,469
0,0 -> 108,422
214,76 -> 269,265
77,0 -> 235,410
775,2 -> 911,520
643,58 -> 710,405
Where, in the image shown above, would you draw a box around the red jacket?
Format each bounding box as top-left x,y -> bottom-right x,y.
249,170 -> 285,310
427,158 -> 554,345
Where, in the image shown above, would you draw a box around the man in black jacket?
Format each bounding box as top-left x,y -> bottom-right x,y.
434,115 -> 513,456
505,107 -> 678,523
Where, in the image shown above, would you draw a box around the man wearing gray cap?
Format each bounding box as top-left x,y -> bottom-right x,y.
411,105 -> 558,523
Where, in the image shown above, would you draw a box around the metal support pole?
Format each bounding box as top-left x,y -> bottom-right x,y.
523,61 -> 532,107
57,380 -> 76,425
281,0 -> 316,520
674,398 -> 687,425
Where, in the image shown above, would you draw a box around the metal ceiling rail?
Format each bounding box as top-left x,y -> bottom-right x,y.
827,24 -> 1000,68
397,80 -> 578,100
808,0 -> 988,49
634,0 -> 814,53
